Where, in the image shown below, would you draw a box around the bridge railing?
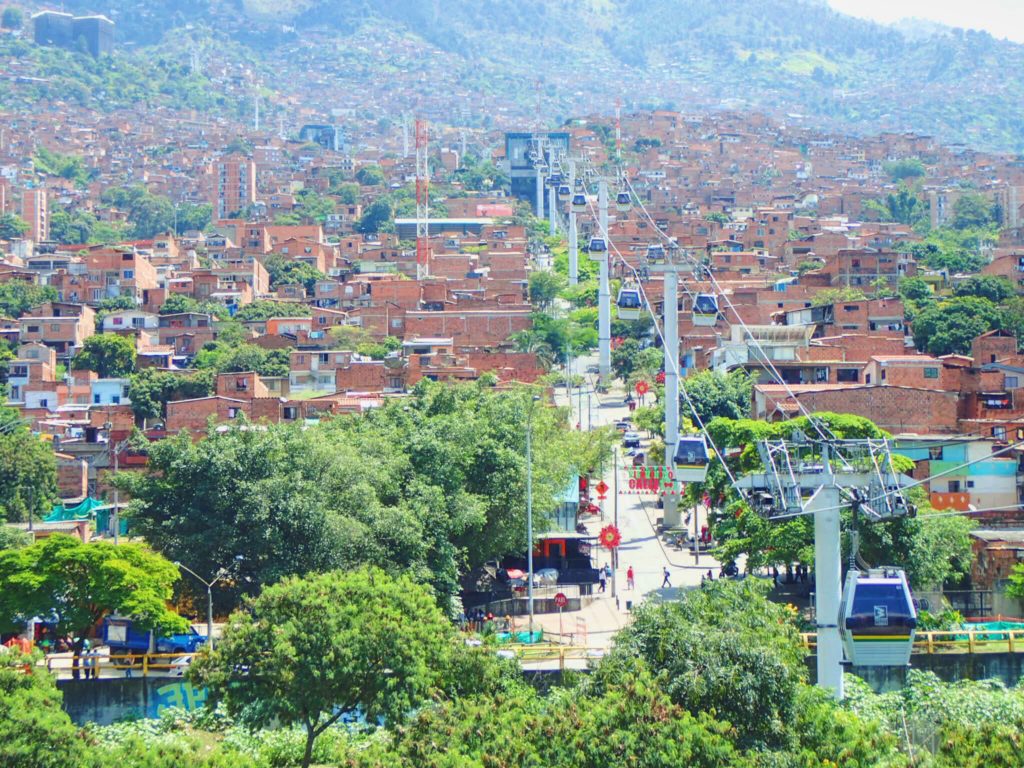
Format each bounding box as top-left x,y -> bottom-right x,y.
44,652 -> 192,677
799,629 -> 1024,655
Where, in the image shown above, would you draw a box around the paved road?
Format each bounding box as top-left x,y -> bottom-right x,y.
535,352 -> 721,647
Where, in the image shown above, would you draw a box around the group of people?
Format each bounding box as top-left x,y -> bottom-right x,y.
598,564 -> 638,592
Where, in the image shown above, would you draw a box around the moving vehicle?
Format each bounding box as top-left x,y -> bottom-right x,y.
623,431 -> 641,448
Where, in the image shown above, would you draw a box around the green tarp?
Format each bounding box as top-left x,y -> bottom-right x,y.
44,497 -> 104,523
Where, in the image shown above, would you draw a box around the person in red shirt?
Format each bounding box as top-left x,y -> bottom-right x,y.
626,566 -> 635,590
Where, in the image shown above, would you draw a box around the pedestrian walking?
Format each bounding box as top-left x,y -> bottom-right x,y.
598,574 -> 607,593
626,566 -> 635,590
661,567 -> 671,589
603,564 -> 612,581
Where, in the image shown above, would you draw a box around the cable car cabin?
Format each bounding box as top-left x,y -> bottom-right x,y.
692,293 -> 719,326
572,194 -> 587,213
840,568 -> 917,667
673,436 -> 710,483
587,237 -> 607,261
617,286 -> 642,320
645,244 -> 666,265
558,184 -> 571,197
616,191 -> 632,212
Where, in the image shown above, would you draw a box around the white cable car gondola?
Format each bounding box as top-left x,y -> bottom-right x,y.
673,435 -> 710,483
617,283 -> 642,320
572,193 -> 587,213
840,568 -> 917,666
587,237 -> 607,262
616,190 -> 632,212
558,184 -> 571,197
692,293 -> 719,326
645,244 -> 665,265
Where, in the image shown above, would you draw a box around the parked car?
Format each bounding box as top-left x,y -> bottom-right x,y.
102,617 -> 206,662
614,420 -> 632,433
623,431 -> 641,448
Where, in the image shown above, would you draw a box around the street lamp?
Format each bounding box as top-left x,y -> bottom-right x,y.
173,556 -> 243,649
526,394 -> 540,637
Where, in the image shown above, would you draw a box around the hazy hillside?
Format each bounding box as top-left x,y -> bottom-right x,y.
15,0 -> 1024,152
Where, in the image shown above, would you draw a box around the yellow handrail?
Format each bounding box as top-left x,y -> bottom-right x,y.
798,629 -> 1024,655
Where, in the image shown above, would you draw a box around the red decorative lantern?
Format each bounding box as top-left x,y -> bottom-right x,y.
635,381 -> 649,397
598,524 -> 622,550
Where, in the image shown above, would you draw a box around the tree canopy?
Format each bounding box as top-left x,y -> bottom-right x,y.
116,383 -> 612,613
190,568 -> 460,768
0,535 -> 185,647
0,404 -> 58,523
72,333 -> 137,378
911,296 -> 1001,356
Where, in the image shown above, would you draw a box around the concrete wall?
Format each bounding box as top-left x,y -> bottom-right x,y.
59,678 -> 208,726
807,652 -> 1024,693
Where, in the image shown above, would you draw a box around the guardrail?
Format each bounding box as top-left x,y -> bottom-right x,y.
799,629 -> 1024,655
45,652 -> 192,677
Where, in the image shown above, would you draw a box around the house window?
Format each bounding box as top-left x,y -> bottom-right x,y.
112,317 -> 124,326
836,369 -> 859,383
881,368 -> 887,381
228,408 -> 239,418
948,480 -> 961,493
843,304 -> 859,312
27,325 -> 39,333
815,367 -> 828,383
993,426 -> 1007,441
283,406 -> 298,420
112,395 -> 120,404
929,447 -> 943,461
50,324 -> 60,332
923,368 -> 939,379
1007,376 -> 1019,388
93,394 -> 101,404
967,480 -> 975,488
235,378 -> 248,390
123,270 -> 134,279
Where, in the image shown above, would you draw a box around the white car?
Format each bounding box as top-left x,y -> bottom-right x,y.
168,655 -> 193,677
623,431 -> 641,448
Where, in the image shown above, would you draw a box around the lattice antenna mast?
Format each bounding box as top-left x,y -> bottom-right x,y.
615,97 -> 622,162
415,118 -> 430,281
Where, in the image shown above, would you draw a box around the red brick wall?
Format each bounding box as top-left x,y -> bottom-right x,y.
795,387 -> 959,433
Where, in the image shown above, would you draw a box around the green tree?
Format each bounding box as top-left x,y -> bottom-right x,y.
331,182 -> 360,204
0,282 -> 57,318
811,286 -> 868,306
158,294 -> 223,317
48,209 -> 94,244
0,406 -> 58,523
294,190 -> 336,224
952,192 -> 996,230
911,296 -> 1000,356
73,333 -> 137,378
262,255 -> 326,294
174,202 -> 212,234
355,198 -> 394,233
355,164 -> 386,186
0,212 -> 29,240
528,269 -> 567,310
680,369 -> 753,424
127,368 -> 214,423
882,157 -> 926,183
328,324 -> 372,349
898,276 -> 934,303
1,7 -> 24,29
33,148 -> 92,187
190,568 -> 456,768
0,650 -> 89,768
233,300 -> 311,322
952,275 -> 1015,303
0,535 -> 186,672
101,186 -> 175,239
607,578 -> 806,748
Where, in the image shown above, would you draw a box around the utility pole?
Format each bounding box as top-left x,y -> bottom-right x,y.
612,447 -> 619,599
567,159 -> 578,285
598,179 -> 611,385
526,395 -> 540,637
547,153 -> 557,237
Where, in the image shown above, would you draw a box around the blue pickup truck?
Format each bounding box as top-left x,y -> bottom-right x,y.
102,616 -> 207,659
